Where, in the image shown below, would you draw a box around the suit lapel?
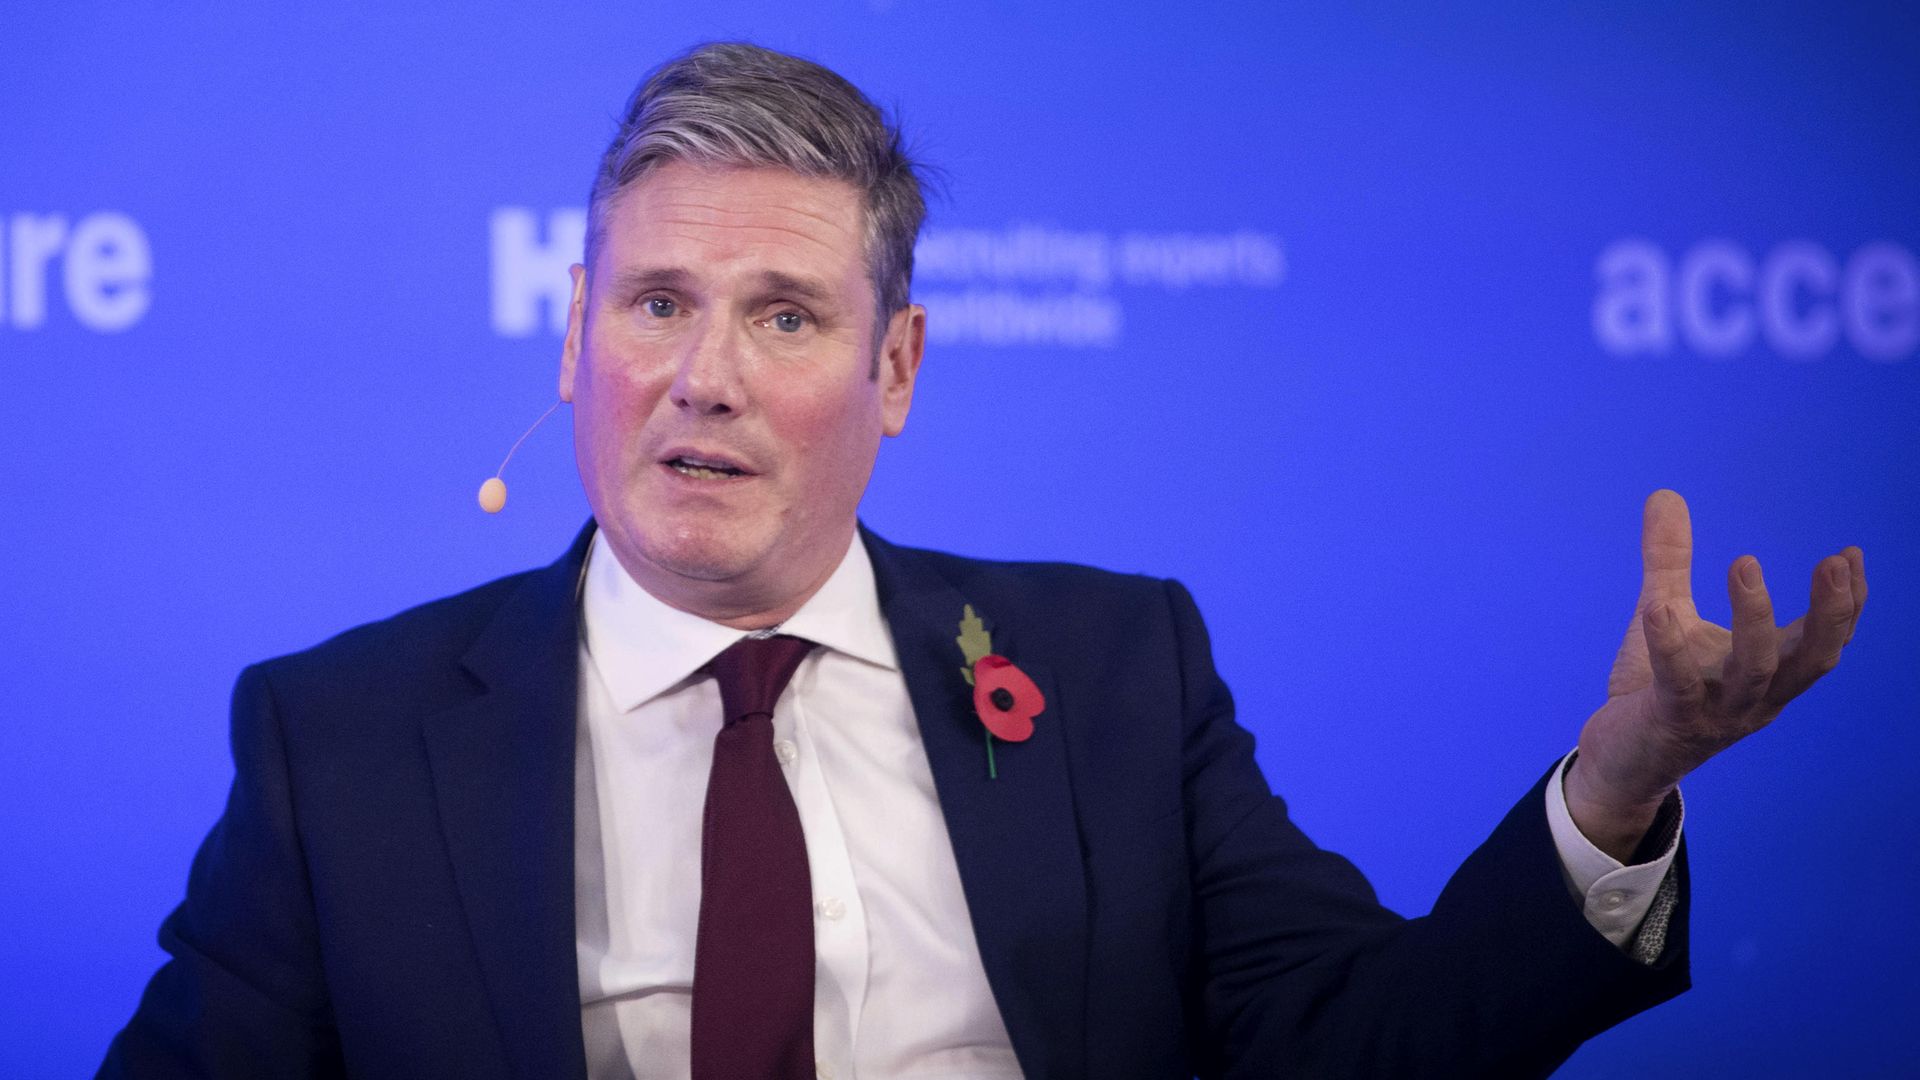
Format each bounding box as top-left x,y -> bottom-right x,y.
422,524 -> 594,1080
416,522 -> 1092,1079
864,527 -> 1090,1080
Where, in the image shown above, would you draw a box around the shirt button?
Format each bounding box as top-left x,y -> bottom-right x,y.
774,740 -> 798,765
1600,890 -> 1629,909
816,896 -> 846,921
815,1062 -> 834,1080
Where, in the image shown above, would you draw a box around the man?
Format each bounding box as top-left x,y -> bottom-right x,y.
101,43 -> 1867,1079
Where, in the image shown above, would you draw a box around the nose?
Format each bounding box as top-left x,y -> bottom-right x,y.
669,314 -> 745,417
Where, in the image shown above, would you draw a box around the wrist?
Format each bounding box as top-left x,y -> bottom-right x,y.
1563,754 -> 1672,863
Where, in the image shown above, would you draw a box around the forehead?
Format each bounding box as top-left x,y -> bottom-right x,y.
593,162 -> 869,290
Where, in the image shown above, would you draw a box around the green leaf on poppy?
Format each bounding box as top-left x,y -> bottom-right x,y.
956,603 -> 994,678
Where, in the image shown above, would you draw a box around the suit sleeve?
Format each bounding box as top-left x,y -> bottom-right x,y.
1165,580 -> 1690,1079
98,664 -> 345,1079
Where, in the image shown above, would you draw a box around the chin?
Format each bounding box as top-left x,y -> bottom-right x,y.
631,516 -> 771,585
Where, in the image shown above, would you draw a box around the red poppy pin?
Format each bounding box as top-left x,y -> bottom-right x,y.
956,604 -> 1045,779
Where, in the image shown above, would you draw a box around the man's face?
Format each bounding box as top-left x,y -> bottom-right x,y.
560,162 -> 923,624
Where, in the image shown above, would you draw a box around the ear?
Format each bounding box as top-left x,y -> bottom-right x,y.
877,303 -> 925,437
558,263 -> 587,403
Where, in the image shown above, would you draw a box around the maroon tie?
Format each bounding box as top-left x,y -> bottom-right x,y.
690,635 -> 818,1080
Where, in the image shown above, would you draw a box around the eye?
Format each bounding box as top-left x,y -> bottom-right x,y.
644,297 -> 678,318
769,311 -> 807,333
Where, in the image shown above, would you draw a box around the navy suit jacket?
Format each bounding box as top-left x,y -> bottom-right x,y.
102,523 -> 1689,1079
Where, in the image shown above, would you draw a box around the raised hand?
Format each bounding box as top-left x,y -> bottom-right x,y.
1564,490 -> 1867,860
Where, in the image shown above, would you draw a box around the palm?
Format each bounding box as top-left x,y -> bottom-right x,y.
1606,608 -> 1729,702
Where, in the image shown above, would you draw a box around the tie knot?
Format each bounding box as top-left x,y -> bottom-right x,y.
708,635 -> 816,727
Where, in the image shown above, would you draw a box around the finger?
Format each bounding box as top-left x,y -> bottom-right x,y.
1644,600 -> 1705,716
1720,555 -> 1778,715
1638,489 -> 1695,611
1769,555 -> 1855,706
1843,546 -> 1867,642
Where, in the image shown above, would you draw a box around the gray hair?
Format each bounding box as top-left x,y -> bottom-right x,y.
586,42 -> 928,329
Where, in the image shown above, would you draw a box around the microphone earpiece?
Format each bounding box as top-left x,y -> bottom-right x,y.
478,477 -> 508,514
479,400 -> 562,513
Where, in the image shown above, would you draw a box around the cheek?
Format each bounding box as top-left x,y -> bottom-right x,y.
776,386 -> 883,484
578,348 -> 670,441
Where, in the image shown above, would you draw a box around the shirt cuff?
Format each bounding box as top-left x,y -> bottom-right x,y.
1544,749 -> 1684,949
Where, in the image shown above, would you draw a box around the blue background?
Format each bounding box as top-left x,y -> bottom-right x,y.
3,2 -> 1916,1075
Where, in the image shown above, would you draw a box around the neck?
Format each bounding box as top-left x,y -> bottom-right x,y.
612,528 -> 856,631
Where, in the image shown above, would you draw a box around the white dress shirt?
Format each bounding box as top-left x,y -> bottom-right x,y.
573,531 -> 1681,1079
1546,752 -> 1683,950
574,531 -> 1021,1080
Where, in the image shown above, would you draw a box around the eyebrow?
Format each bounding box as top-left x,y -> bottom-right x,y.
601,266 -> 844,310
755,270 -> 836,306
605,266 -> 693,295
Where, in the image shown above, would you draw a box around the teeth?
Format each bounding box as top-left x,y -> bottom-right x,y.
671,462 -> 735,480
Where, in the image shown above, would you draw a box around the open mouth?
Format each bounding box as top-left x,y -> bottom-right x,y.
665,454 -> 750,480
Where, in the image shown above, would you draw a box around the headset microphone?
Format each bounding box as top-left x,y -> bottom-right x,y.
478,400 -> 562,513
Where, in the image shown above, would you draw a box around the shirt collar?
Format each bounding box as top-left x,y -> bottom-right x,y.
581,527 -> 899,713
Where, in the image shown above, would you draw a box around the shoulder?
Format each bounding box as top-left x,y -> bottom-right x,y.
247,523 -> 592,709
264,567 -> 533,670
863,529 -> 1206,664
874,532 -> 1178,610
246,566 -> 540,704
